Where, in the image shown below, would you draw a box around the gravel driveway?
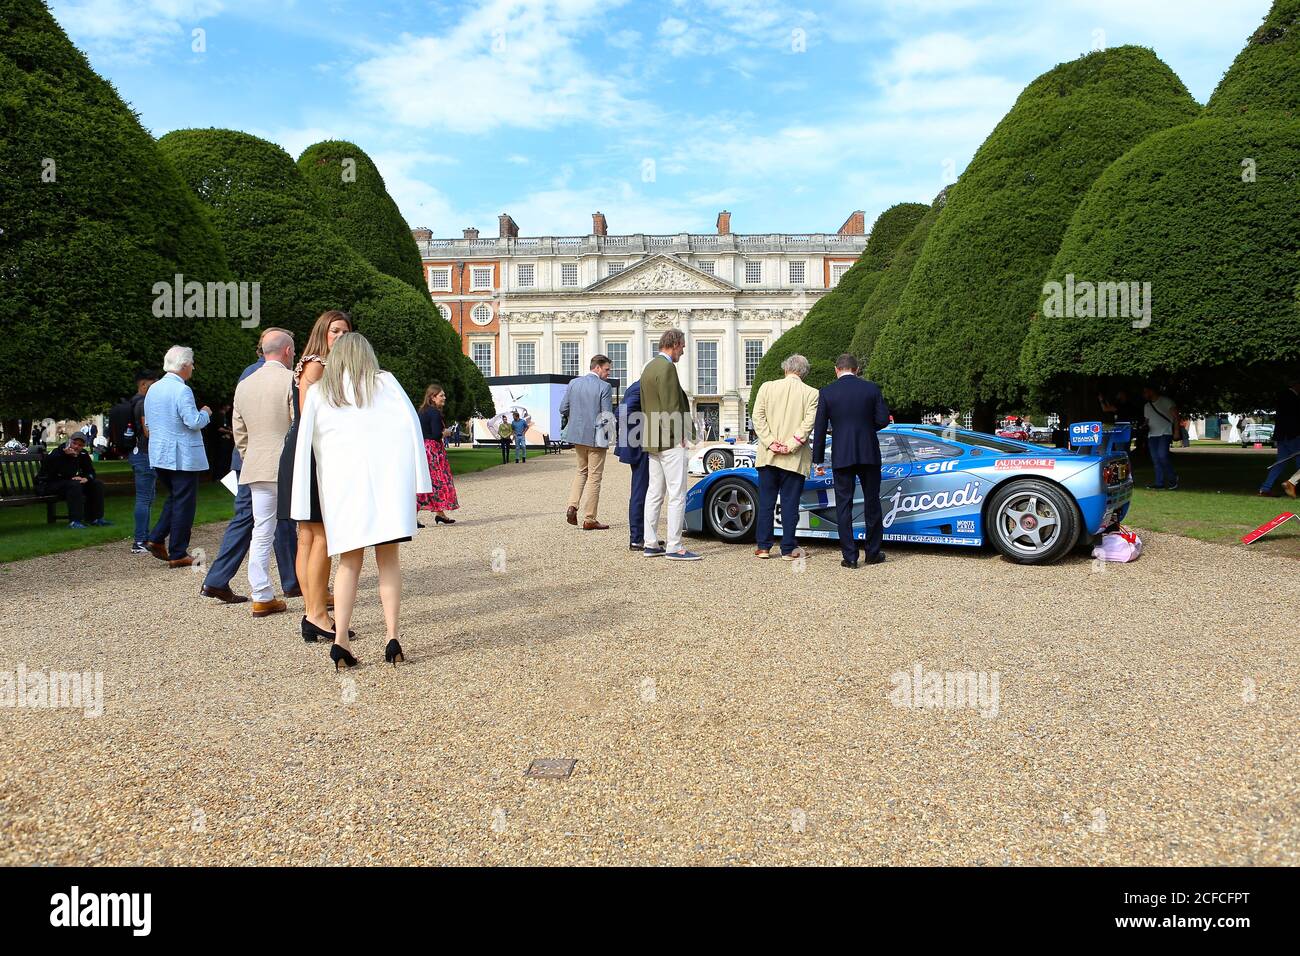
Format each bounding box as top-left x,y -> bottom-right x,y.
1,452 -> 1296,865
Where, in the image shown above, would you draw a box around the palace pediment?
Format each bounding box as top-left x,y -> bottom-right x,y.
586,254 -> 739,294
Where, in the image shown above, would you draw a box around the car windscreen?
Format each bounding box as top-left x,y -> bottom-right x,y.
910,426 -> 1030,454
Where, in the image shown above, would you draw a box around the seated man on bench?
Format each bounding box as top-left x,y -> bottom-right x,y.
38,434 -> 110,529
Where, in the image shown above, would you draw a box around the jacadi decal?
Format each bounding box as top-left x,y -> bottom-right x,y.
883,481 -> 984,529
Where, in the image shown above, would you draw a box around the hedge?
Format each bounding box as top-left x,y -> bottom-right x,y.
158,129 -> 489,421
1204,0 -> 1300,119
749,202 -> 928,392
853,191 -> 946,372
296,141 -> 429,293
1020,117 -> 1300,410
869,47 -> 1200,426
0,0 -> 251,420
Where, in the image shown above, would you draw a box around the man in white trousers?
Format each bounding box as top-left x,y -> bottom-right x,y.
639,328 -> 701,561
231,330 -> 296,617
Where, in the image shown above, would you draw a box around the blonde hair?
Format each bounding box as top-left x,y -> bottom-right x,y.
318,332 -> 379,408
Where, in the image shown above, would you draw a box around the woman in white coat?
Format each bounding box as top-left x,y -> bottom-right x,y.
291,333 -> 432,669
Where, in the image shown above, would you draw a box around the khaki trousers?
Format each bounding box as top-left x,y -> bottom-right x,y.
567,444 -> 608,522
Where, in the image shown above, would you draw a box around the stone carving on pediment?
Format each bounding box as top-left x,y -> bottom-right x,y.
603,260 -> 718,293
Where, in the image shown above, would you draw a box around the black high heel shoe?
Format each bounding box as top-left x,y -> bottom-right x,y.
434,515 -> 455,525
384,638 -> 405,667
302,616 -> 356,643
330,644 -> 358,671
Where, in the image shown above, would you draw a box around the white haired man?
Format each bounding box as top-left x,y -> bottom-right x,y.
231,330 -> 295,617
143,345 -> 212,568
751,354 -> 819,560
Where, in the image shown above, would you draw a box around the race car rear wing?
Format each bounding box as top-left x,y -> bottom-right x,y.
1068,421 -> 1132,456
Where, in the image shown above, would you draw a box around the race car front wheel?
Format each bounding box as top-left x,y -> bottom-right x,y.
705,478 -> 756,543
703,448 -> 734,473
986,479 -> 1079,565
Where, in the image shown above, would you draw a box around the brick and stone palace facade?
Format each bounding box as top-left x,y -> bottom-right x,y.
412,210 -> 867,438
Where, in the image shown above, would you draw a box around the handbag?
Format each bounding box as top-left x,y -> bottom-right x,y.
1092,524 -> 1142,562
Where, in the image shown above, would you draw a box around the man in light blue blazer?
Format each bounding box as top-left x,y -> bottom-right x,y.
559,355 -> 614,530
143,345 -> 212,566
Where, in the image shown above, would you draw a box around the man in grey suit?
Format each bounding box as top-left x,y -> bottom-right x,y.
560,354 -> 614,530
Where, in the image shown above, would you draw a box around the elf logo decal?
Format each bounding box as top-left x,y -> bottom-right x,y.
922,460 -> 958,474
883,481 -> 984,528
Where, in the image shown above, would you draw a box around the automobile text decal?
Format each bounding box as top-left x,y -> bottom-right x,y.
994,458 -> 1055,470
882,481 -> 984,529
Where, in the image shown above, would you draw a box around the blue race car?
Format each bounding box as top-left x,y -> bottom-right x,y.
684,424 -> 1133,565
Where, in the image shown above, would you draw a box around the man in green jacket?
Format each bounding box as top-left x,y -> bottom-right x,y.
639,328 -> 701,560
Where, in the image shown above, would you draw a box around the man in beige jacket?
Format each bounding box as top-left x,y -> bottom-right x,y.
232,329 -> 295,617
751,354 -> 819,559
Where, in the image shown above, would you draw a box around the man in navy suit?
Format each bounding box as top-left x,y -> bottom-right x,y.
614,380 -> 649,552
812,353 -> 892,568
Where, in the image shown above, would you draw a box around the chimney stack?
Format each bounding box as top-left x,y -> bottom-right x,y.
463,226 -> 480,240
716,210 -> 731,235
837,210 -> 866,236
591,211 -> 608,237
498,213 -> 519,239
410,227 -> 432,242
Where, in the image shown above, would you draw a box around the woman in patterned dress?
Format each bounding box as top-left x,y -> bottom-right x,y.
416,384 -> 459,524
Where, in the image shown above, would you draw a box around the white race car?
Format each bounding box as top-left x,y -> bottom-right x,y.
688,441 -> 756,476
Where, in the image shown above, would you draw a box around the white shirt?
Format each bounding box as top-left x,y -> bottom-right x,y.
1144,395 -> 1177,438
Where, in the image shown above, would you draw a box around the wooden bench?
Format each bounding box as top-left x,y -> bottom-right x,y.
0,451 -> 65,523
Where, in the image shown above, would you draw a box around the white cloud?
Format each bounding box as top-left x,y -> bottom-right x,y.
51,0 -> 224,64
353,0 -> 646,134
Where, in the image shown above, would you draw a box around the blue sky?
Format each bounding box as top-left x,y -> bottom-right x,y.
51,0 -> 1272,238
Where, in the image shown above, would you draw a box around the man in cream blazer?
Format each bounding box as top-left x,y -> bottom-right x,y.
750,353 -> 819,559
232,330 -> 295,617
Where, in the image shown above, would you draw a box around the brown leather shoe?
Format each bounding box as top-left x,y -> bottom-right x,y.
251,598 -> 287,618
145,540 -> 168,561
201,584 -> 249,604
168,556 -> 194,568
566,506 -> 578,526
283,585 -> 303,598
582,520 -> 609,530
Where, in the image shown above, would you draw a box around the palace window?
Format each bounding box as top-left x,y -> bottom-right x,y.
788,260 -> 806,285
471,341 -> 493,377
697,260 -> 715,276
561,263 -> 579,287
471,303 -> 492,325
471,266 -> 494,290
744,260 -> 762,284
607,261 -> 624,277
516,263 -> 535,288
830,262 -> 851,287
560,341 -> 580,377
605,342 -> 628,385
437,304 -> 451,321
744,339 -> 764,385
696,341 -> 718,394
428,267 -> 451,291
516,341 -> 536,375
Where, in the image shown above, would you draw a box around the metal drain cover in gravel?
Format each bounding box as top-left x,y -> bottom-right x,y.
525,758 -> 577,779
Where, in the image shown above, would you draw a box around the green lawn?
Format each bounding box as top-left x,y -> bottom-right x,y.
0,446 -> 506,564
1127,449 -> 1298,552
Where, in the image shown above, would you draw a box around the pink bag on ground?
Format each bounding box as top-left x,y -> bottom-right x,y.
1092,525 -> 1142,562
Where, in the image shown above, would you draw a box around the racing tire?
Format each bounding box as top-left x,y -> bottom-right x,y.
986,479 -> 1080,565
702,448 -> 734,474
704,477 -> 757,543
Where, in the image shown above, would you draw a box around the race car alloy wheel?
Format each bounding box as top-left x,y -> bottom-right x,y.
706,478 -> 757,542
986,479 -> 1079,565
703,449 -> 734,473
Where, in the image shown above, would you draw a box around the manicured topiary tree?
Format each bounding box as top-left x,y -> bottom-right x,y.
158,129 -> 488,421
296,141 -> 428,293
295,138 -> 493,421
1204,0 -> 1300,118
0,0 -> 251,427
1020,117 -> 1300,412
871,47 -> 1200,429
749,202 -> 928,393
853,191 -> 947,373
